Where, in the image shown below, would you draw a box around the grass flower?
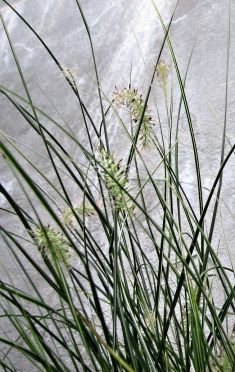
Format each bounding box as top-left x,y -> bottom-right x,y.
113,86 -> 154,147
156,60 -> 169,87
57,64 -> 79,89
144,309 -> 156,334
62,202 -> 94,225
33,225 -> 70,265
99,148 -> 132,210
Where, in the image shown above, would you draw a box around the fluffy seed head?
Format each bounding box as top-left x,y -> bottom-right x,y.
113,87 -> 154,147
33,225 -> 70,265
156,60 -> 169,87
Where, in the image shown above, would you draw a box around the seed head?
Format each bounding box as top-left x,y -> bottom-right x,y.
144,309 -> 156,333
156,60 -> 169,87
33,225 -> 70,265
99,149 -> 133,210
62,203 -> 94,225
113,87 -> 154,147
57,64 -> 79,89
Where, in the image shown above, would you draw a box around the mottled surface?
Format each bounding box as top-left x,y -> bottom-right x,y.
0,0 -> 235,369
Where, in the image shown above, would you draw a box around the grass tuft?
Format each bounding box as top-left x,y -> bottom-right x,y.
0,1 -> 234,371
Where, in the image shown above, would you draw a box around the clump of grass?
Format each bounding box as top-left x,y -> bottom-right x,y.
0,1 -> 234,371
212,328 -> 235,371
